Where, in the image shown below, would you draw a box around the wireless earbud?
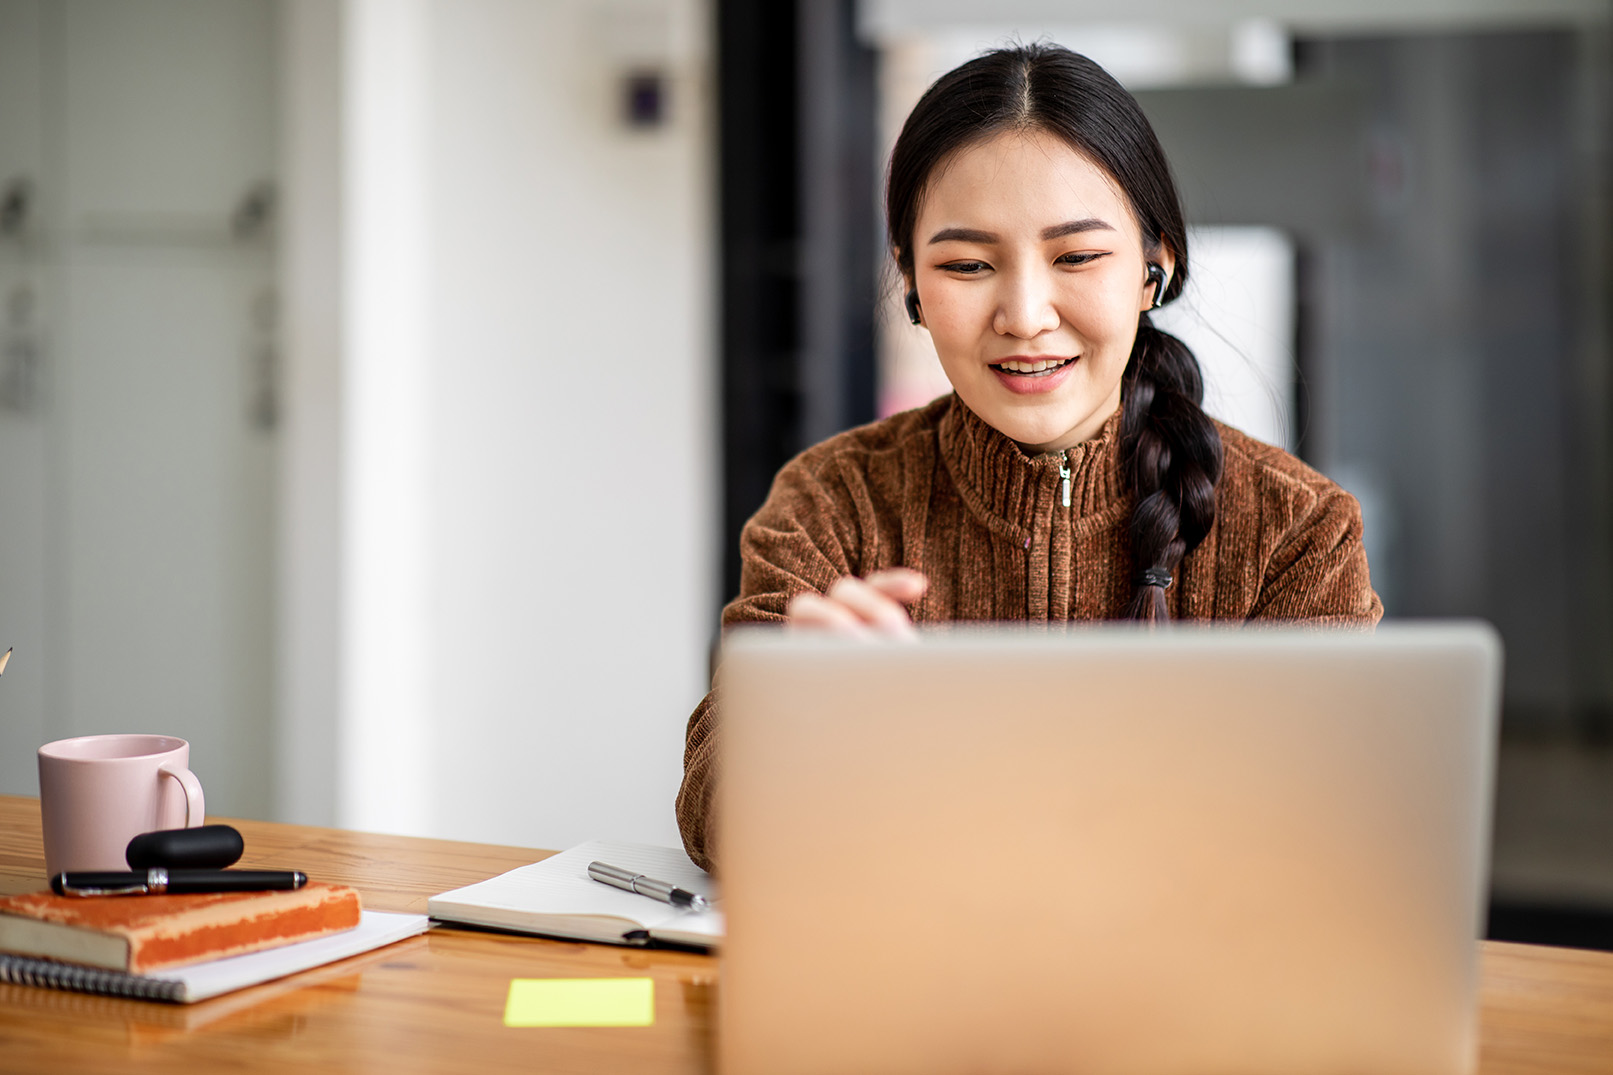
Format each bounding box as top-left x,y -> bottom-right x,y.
905,288 -> 922,326
1145,263 -> 1167,310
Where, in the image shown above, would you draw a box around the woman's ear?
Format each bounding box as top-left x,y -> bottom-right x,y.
896,254 -> 923,327
1141,244 -> 1178,312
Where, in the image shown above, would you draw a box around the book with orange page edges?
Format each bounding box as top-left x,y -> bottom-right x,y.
0,883 -> 362,973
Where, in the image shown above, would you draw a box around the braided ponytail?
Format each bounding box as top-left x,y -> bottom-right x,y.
1119,319 -> 1223,622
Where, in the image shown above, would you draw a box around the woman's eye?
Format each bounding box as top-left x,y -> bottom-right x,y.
941,261 -> 988,275
1056,252 -> 1107,267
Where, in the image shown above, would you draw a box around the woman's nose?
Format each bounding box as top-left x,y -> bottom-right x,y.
992,270 -> 1060,338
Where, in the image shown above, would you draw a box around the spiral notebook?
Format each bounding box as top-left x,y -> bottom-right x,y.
0,910 -> 429,1003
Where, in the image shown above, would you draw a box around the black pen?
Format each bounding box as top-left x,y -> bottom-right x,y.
51,868 -> 308,897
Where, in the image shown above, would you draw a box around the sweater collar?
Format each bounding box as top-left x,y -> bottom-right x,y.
936,395 -> 1127,526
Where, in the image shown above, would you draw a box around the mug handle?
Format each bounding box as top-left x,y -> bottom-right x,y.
159,763 -> 206,828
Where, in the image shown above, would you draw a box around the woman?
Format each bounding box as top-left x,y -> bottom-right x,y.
678,43 -> 1380,870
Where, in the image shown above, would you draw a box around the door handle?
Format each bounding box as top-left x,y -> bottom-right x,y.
0,178 -> 32,240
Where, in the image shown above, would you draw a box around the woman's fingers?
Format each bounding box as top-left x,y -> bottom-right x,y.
785,570 -> 931,638
865,567 -> 928,605
785,591 -> 875,638
826,576 -> 917,637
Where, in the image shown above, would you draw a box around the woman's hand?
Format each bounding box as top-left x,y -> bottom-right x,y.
785,568 -> 929,638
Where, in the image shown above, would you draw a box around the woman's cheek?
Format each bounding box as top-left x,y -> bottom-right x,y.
924,291 -> 980,345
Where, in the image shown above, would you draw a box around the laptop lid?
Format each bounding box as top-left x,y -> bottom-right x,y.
717,623 -> 1501,1075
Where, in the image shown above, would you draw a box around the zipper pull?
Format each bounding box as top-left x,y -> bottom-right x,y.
1059,461 -> 1071,508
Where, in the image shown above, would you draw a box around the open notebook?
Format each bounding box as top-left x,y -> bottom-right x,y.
427,840 -> 721,949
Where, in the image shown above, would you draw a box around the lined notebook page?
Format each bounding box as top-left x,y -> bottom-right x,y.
428,840 -> 722,939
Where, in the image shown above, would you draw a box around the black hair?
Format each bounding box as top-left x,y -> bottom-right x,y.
886,42 -> 1223,623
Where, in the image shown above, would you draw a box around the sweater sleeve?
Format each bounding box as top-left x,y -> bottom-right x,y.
1246,484 -> 1383,626
676,455 -> 863,871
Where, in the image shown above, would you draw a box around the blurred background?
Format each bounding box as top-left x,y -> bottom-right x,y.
0,0 -> 1609,947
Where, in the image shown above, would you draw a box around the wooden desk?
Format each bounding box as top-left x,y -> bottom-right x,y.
0,796 -> 714,1073
1,795 -> 1611,1073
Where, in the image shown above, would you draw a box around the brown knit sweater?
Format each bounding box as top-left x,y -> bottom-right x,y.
677,394 -> 1381,870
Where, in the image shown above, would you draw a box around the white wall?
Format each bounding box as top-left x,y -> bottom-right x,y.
279,0 -> 715,849
1153,226 -> 1296,452
421,0 -> 715,850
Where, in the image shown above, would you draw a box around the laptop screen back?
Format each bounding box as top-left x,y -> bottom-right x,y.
717,624 -> 1500,1075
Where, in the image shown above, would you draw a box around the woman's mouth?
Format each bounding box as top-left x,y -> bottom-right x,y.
991,357 -> 1075,377
989,356 -> 1077,394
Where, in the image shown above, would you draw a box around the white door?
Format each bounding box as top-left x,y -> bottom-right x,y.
0,0 -> 278,818
0,0 -> 52,795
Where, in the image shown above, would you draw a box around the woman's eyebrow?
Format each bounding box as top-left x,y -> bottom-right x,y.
928,226 -> 997,245
1041,218 -> 1113,240
927,218 -> 1114,245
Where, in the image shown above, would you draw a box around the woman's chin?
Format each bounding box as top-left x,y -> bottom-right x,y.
978,399 -> 1117,456
994,415 -> 1080,455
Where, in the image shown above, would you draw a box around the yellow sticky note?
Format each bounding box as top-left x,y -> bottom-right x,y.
503,978 -> 655,1028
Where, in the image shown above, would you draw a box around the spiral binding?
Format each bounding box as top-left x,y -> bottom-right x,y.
0,952 -> 184,1002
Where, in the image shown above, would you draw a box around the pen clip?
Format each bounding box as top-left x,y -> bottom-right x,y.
52,867 -> 166,897
54,878 -> 149,897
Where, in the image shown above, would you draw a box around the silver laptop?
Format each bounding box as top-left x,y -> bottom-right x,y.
717,624 -> 1501,1075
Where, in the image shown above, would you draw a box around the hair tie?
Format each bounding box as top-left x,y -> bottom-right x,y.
1136,567 -> 1173,589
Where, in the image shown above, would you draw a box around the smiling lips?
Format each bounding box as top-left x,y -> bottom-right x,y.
990,355 -> 1077,394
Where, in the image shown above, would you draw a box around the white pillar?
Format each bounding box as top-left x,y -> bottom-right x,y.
338,0 -> 433,834
277,0 -> 433,834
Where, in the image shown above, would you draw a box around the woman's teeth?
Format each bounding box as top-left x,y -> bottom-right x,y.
994,358 -> 1073,375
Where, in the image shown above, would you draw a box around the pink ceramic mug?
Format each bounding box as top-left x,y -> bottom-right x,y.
37,734 -> 206,878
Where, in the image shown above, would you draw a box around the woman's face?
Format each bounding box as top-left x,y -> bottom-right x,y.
908,129 -> 1169,454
